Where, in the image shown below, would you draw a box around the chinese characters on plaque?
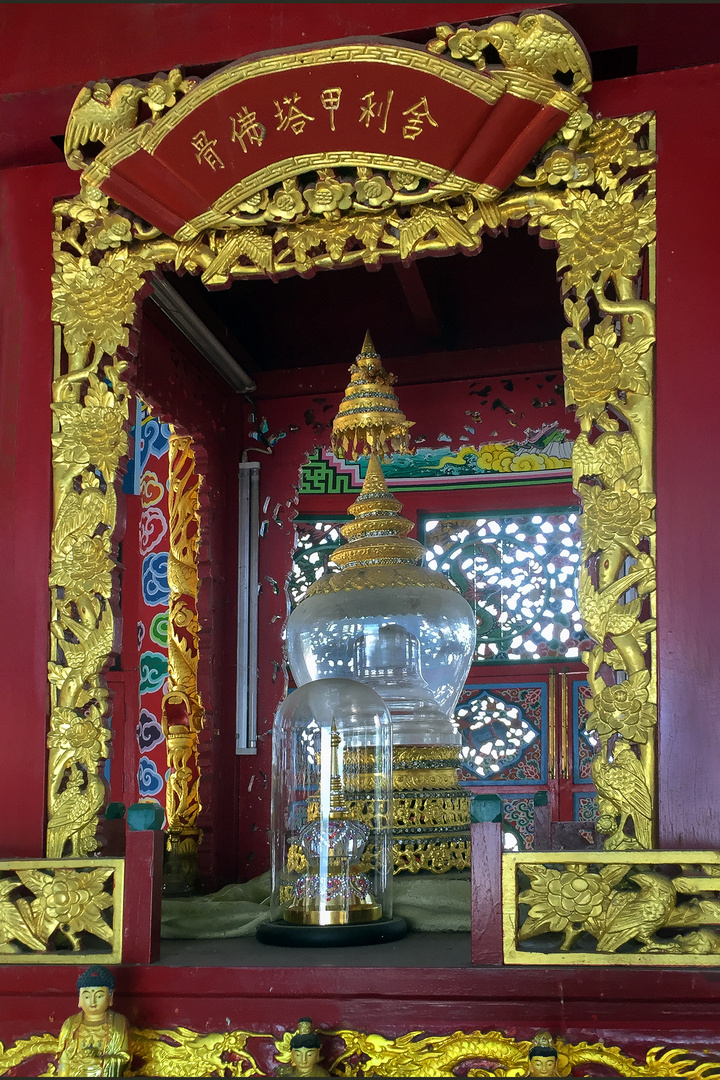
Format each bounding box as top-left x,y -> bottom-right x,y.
191,87 -> 439,168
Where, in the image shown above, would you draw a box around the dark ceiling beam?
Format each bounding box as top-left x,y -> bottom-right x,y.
393,262 -> 443,343
252,341 -> 563,399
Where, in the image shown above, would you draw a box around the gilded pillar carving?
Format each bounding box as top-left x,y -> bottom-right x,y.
47,192 -> 153,858
161,434 -> 205,889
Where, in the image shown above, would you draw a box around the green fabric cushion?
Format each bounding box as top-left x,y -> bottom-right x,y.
161,871 -> 471,939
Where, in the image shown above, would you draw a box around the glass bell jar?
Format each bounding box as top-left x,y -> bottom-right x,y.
256,677 -> 407,946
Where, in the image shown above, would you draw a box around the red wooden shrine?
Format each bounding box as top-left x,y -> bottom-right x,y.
2,3 -> 720,1075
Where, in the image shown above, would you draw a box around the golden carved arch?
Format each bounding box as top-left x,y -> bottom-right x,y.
47,12 -> 656,868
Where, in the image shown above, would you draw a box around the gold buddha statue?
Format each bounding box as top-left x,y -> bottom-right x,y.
57,966 -> 130,1078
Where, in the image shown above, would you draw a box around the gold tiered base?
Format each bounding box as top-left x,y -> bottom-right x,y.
345,745 -> 471,875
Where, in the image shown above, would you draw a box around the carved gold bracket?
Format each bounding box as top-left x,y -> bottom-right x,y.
48,15 -> 656,866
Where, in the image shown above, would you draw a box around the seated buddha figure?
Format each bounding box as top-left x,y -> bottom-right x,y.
57,965 -> 130,1078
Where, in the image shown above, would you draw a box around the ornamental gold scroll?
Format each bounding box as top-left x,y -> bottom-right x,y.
161,434 -> 205,888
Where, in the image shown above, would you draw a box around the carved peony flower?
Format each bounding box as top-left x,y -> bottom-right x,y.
51,399 -> 127,480
50,535 -> 114,598
389,170 -> 421,192
581,476 -> 656,552
304,179 -> 353,215
585,669 -> 656,743
354,175 -> 393,208
540,187 -> 655,298
52,248 -> 150,356
564,316 -> 622,416
18,867 -> 114,948
544,148 -> 595,188
267,181 -> 305,222
518,864 -> 612,949
47,708 -> 110,761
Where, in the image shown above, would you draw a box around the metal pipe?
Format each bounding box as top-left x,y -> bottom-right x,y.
150,275 -> 256,394
236,460 -> 260,753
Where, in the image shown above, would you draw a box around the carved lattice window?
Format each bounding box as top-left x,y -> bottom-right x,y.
289,517 -> 348,608
421,509 -> 590,662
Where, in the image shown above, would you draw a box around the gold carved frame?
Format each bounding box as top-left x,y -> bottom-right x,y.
46,20 -> 656,875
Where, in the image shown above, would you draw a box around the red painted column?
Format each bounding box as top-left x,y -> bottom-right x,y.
122,829 -> 164,964
0,163 -> 76,856
470,820 -> 503,965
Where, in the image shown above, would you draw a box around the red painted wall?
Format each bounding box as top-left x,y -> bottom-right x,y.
0,163 -> 76,857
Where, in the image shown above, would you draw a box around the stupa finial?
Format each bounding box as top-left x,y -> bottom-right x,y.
331,332 -> 413,461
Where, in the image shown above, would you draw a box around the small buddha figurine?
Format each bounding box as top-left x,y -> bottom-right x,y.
276,1018 -> 330,1077
57,965 -> 130,1077
524,1032 -> 560,1077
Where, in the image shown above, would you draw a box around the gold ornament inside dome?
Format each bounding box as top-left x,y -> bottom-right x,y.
331,331 -> 414,461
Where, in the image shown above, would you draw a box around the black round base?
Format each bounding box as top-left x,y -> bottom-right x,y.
256,915 -> 408,948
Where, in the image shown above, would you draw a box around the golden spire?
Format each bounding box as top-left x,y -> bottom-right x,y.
331,332 -> 413,461
328,719 -> 349,820
331,452 -> 425,569
306,330 -> 458,593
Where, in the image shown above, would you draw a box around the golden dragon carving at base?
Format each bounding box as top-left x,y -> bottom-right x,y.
1,1025 -> 718,1078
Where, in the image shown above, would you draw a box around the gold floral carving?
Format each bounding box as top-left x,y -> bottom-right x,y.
504,851 -> 720,965
48,187 -> 154,859
3,1025 -> 719,1077
161,435 -> 205,884
49,13 -> 654,863
0,859 -> 123,963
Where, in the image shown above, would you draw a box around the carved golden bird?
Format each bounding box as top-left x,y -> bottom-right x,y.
595,871 -> 676,952
591,741 -> 652,849
484,12 -> 592,92
571,431 -> 641,491
578,566 -> 643,644
46,770 -> 105,858
64,81 -> 146,169
0,878 -> 47,952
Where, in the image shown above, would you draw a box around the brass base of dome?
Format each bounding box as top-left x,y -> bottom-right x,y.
282,901 -> 382,925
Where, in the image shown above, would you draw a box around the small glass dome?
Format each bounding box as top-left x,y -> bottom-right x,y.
258,678 -> 406,946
